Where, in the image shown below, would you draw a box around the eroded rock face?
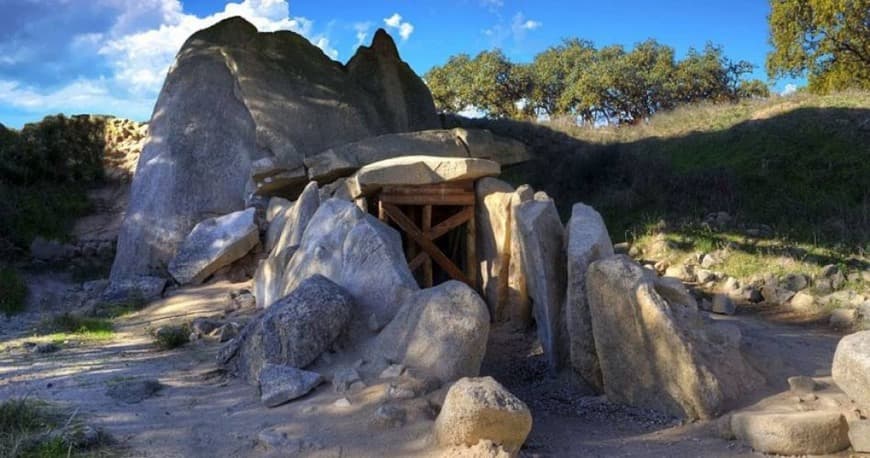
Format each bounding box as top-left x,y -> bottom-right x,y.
280,198 -> 418,323
372,281 -> 490,383
516,194 -> 566,372
433,377 -> 532,453
167,208 -> 259,285
111,17 -> 438,280
586,255 -> 763,419
564,203 -> 613,391
832,330 -> 870,410
227,275 -> 353,383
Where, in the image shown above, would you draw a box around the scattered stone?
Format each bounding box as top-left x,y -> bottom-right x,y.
333,397 -> 352,408
433,377 -> 532,454
227,275 -> 354,383
820,264 -> 839,278
721,276 -> 740,292
379,364 -> 406,379
101,276 -> 166,303
168,208 -> 259,285
730,410 -> 850,455
664,264 -> 695,282
832,330 -> 870,410
848,419 -> 870,452
372,281 -> 489,383
516,194 -> 566,372
829,308 -> 858,330
586,255 -> 763,419
695,269 -> 716,284
700,253 -> 720,269
231,290 -> 256,309
761,284 -> 795,306
332,368 -> 362,393
613,242 -> 629,255
370,403 -> 407,429
782,273 -> 809,292
105,378 -> 163,404
789,291 -> 818,312
787,375 -> 818,394
258,364 -> 323,407
191,318 -> 222,336
564,202 -> 613,390
217,322 -> 239,342
710,294 -> 736,315
31,343 -> 60,354
387,385 -> 416,400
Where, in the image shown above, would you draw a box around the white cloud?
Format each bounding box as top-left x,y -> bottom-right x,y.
511,12 -> 541,36
483,11 -> 542,46
780,83 -> 798,96
2,0 -> 338,121
481,0 -> 504,10
353,22 -> 372,49
383,13 -> 414,41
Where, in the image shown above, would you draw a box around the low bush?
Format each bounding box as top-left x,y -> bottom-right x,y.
0,267 -> 27,315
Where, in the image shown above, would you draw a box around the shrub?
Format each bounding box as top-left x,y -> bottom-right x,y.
0,267 -> 27,315
152,324 -> 190,350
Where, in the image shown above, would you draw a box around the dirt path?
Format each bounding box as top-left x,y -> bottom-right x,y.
0,280 -> 847,457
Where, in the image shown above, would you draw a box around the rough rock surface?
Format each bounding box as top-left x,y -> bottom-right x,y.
586,255 -> 764,419
849,419 -> 870,452
101,276 -> 166,303
564,203 -> 613,391
227,275 -> 353,383
255,182 -> 320,308
506,185 -> 534,326
258,363 -> 323,407
832,330 -> 870,410
111,18 -> 438,280
280,198 -> 418,324
343,156 -> 500,199
516,194 -> 566,372
372,281 -> 490,383
167,208 -> 258,285
475,178 -> 516,321
304,128 -> 529,182
730,411 -> 850,455
433,377 -> 532,453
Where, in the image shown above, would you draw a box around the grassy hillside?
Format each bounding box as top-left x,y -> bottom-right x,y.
488,91 -> 869,254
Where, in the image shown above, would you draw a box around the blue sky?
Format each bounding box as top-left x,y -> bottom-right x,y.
0,0 -> 803,128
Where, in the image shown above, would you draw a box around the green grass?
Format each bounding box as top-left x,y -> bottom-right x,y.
0,398 -> 113,457
37,314 -> 115,343
0,267 -> 27,316
151,325 -> 189,350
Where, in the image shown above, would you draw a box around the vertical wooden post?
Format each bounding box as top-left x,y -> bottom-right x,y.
422,204 -> 433,288
378,199 -> 386,222
466,204 -> 477,291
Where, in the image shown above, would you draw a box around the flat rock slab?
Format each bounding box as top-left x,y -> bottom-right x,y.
105,379 -> 163,404
168,208 -> 258,285
343,155 -> 500,198
258,364 -> 323,407
832,330 -> 870,410
731,410 -> 850,455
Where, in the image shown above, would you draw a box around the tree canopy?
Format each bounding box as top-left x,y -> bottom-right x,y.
425,39 -> 769,124
766,0 -> 870,93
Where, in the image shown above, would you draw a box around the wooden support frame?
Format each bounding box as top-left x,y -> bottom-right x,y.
377,181 -> 477,290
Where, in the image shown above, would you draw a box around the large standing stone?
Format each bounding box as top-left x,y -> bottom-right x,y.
111,18 -> 439,281
167,208 -> 258,285
730,411 -> 850,455
516,194 -> 566,372
280,199 -> 418,323
564,203 -> 613,390
372,281 -> 490,383
832,330 -> 870,410
253,245 -> 298,310
433,377 -> 532,453
506,185 -> 534,326
228,275 -> 353,383
586,255 -> 763,419
475,177 -> 515,321
342,156 -> 500,199
258,363 -> 323,407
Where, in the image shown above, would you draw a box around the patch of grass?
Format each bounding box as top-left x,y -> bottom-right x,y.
151,324 -> 189,350
0,398 -> 113,457
0,267 -> 27,316
38,313 -> 114,343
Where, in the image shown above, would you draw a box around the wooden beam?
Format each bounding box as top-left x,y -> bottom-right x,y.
422,205 -> 433,288
428,207 -> 473,241
408,251 -> 428,272
382,203 -> 472,286
466,207 -> 477,291
379,194 -> 475,206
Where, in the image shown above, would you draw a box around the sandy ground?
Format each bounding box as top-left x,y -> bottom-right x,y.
0,277 -> 850,457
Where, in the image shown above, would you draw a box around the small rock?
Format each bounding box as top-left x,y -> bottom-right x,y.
848,419 -> 870,452
433,377 -> 532,454
332,368 -> 361,393
762,284 -> 795,306
258,364 -> 323,407
829,308 -> 858,330
722,276 -> 740,291
217,322 -> 239,342
379,364 -> 406,379
613,242 -> 630,255
700,253 -> 720,269
190,318 -> 221,336
787,376 -> 817,394
370,403 -> 407,429
333,397 -> 352,408
711,294 -> 736,315
387,385 -> 417,400
820,264 -> 839,278
695,269 -> 717,284
782,273 -> 809,292
231,290 -> 256,309
731,410 -> 850,455
32,343 -> 60,354
789,291 -> 817,312
664,264 -> 695,282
